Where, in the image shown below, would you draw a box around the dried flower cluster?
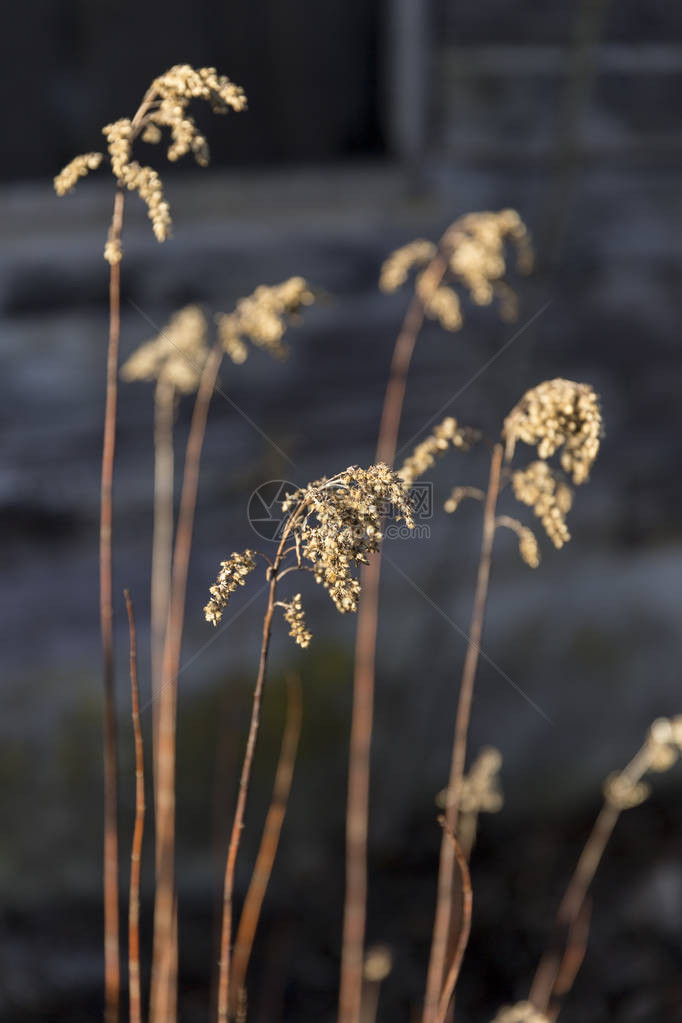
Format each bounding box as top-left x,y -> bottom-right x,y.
205,464 -> 414,645
491,1002 -> 549,1023
380,210 -> 532,332
443,486 -> 484,514
511,462 -> 573,550
504,379 -> 602,485
121,305 -> 209,394
399,418 -> 480,486
54,64 -> 246,261
603,716 -> 682,810
280,594 -> 312,648
438,747 -> 503,814
204,550 -> 258,626
281,465 -> 415,614
494,516 -> 539,568
216,277 -> 315,363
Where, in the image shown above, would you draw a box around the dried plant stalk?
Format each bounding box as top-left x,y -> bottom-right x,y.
229,674 -> 303,1014
433,823 -> 473,1023
423,444 -> 503,1023
124,591 -> 145,1023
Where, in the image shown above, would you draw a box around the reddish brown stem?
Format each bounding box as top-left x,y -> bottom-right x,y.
102,186 -> 125,1023
229,674 -> 303,1013
433,824 -> 473,1023
216,572 -> 280,1021
150,343 -> 223,1022
340,251 -> 449,1023
422,443 -> 503,1023
124,590 -> 145,1023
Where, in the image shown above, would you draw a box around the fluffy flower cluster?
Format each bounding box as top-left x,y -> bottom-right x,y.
604,716 -> 682,810
443,486 -> 484,514
399,418 -> 480,486
53,152 -> 103,195
216,277 -> 315,363
511,462 -> 573,550
491,1003 -> 549,1023
54,64 -> 246,261
281,594 -> 312,648
204,550 -> 258,626
496,515 -> 541,568
380,210 -> 532,332
504,379 -> 602,485
121,305 -> 208,393
282,464 -> 415,613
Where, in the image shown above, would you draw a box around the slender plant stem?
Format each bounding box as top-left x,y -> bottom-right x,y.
151,378 -> 176,798
102,186 -> 125,1023
229,674 -> 302,1014
340,251 -> 450,1023
433,824 -> 473,1023
124,590 -> 145,1023
150,342 -> 223,1022
216,574 -> 281,1020
422,443 -> 503,1023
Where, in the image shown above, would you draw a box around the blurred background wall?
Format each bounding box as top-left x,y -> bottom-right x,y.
2,2 -> 682,1021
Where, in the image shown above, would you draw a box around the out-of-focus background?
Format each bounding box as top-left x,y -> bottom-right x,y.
2,2 -> 682,1020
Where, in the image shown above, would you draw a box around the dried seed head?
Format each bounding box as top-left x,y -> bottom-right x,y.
53,152 -> 103,196
491,1003 -> 550,1023
511,462 -> 573,550
204,550 -> 258,626
363,945 -> 393,983
439,747 -> 503,814
216,277 -> 315,363
603,771 -> 651,810
380,240 -> 437,293
399,418 -> 480,486
282,464 -> 415,614
504,378 -> 602,485
281,593 -> 312,648
496,516 -> 540,568
121,305 -> 209,393
444,486 -> 485,514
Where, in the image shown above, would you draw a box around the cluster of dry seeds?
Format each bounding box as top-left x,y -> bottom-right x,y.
380,210 -> 532,331
603,716 -> 682,810
491,1003 -> 549,1023
280,594 -> 312,648
54,64 -> 246,261
399,418 -> 480,486
216,277 -> 315,363
438,747 -> 504,815
496,515 -> 541,568
204,550 -> 258,626
443,486 -> 484,514
121,305 -> 209,393
282,464 -> 415,614
511,462 -> 573,550
504,379 -> 602,485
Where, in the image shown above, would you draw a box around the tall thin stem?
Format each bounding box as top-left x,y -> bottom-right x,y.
216,573 -> 280,1021
150,343 -> 223,1022
340,251 -> 450,1023
433,825 -> 473,1023
422,443 -> 503,1023
124,590 -> 145,1023
229,674 -> 302,1014
151,378 -> 176,795
102,185 -> 125,1023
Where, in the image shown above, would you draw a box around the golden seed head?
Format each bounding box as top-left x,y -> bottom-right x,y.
496,515 -> 541,568
363,945 -> 393,983
504,378 -> 602,485
204,550 -> 258,626
511,462 -> 573,550
603,771 -> 650,810
379,239 -> 437,293
121,305 -> 209,393
216,277 -> 315,363
399,417 -> 480,486
439,747 -> 503,814
53,152 -> 103,196
281,593 -> 312,648
444,486 -> 485,514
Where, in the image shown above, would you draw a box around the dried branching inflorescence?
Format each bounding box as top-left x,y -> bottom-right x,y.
205,464 -> 414,640
510,462 -> 573,550
495,517 -> 541,569
54,65 -> 246,261
504,378 -> 602,485
216,277 -> 315,364
603,715 -> 682,810
491,1002 -> 550,1023
381,210 -> 532,331
121,305 -> 209,394
204,550 -> 258,626
280,594 -> 312,649
399,418 -> 480,486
